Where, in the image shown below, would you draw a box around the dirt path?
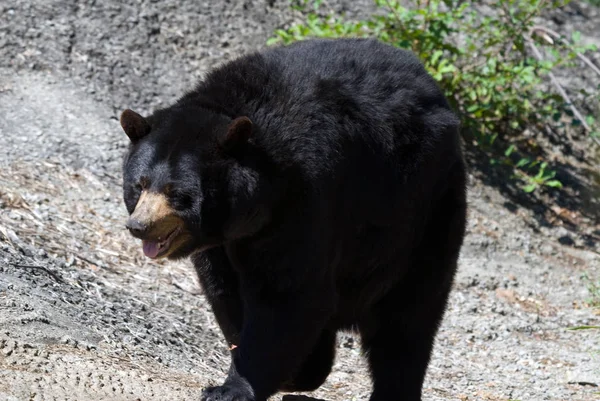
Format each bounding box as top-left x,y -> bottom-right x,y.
1,1 -> 599,400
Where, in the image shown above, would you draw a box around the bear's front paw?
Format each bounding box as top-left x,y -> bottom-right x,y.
201,385 -> 254,401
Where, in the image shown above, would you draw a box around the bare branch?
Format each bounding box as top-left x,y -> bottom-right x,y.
531,25 -> 600,78
526,36 -> 600,147
11,263 -> 65,284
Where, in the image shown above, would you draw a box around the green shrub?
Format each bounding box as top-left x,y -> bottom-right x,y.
269,0 -> 599,192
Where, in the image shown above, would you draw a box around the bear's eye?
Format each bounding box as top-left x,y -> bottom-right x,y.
138,176 -> 150,190
164,183 -> 174,196
167,188 -> 194,209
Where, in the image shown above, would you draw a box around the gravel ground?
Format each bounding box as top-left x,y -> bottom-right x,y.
0,1 -> 599,400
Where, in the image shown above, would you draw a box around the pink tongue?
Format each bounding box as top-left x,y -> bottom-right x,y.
142,240 -> 160,258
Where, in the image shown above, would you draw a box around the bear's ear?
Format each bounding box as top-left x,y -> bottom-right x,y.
120,109 -> 151,142
219,116 -> 253,151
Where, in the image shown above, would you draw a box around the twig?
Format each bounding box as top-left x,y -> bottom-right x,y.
11,263 -> 65,284
172,281 -> 202,295
385,0 -> 405,32
462,59 -> 490,73
567,381 -> 598,387
526,36 -> 600,147
504,40 -> 514,58
531,25 -> 600,78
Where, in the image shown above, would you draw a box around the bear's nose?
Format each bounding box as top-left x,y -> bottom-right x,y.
126,218 -> 148,237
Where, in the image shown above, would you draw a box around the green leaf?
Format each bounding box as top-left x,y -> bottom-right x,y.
266,37 -> 279,46
585,115 -> 595,126
523,183 -> 537,193
504,144 -> 516,156
431,50 -> 444,65
516,158 -> 530,168
571,31 -> 581,43
567,326 -> 600,331
489,133 -> 498,144
466,104 -> 479,113
544,180 -> 563,188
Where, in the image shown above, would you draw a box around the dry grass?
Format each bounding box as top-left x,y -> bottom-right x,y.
0,159 -> 196,290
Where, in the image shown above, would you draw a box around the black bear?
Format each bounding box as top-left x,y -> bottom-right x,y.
120,38 -> 467,401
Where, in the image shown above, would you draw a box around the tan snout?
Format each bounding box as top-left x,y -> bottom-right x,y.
126,191 -> 181,239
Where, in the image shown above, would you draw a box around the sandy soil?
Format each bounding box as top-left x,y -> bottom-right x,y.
0,1 -> 599,400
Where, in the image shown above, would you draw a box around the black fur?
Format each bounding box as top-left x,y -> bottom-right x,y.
121,38 -> 467,401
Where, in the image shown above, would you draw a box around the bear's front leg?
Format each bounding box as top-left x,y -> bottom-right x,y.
201,236 -> 335,401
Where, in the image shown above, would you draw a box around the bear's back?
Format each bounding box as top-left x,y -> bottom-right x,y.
197,39 -> 457,169
190,38 -> 462,221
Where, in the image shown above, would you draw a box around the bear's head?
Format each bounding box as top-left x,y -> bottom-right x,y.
119,106 -> 272,260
